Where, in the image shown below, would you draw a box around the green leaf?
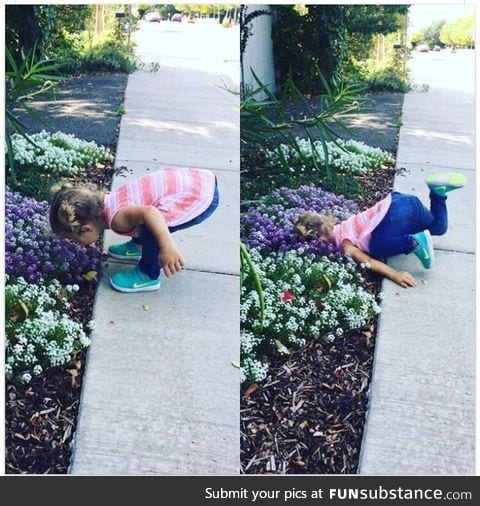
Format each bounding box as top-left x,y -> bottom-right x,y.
275,340 -> 290,355
82,271 -> 98,282
18,299 -> 29,320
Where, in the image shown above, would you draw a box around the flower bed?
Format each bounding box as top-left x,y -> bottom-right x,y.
242,185 -> 358,257
9,130 -> 110,176
5,187 -> 101,285
5,276 -> 92,383
241,249 -> 380,384
240,147 -> 396,473
266,138 -> 394,175
5,127 -> 117,474
240,185 -> 383,385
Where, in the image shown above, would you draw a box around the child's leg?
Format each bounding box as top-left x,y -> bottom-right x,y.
138,226 -> 161,279
138,184 -> 219,278
427,191 -> 448,236
369,232 -> 416,259
369,192 -> 448,259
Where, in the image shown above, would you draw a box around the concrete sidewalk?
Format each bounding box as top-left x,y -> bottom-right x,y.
359,51 -> 475,474
70,26 -> 239,474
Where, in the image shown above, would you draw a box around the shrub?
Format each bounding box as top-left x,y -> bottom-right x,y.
241,184 -> 358,257
241,249 -> 381,384
364,69 -> 410,93
5,276 -> 92,383
5,187 -> 101,286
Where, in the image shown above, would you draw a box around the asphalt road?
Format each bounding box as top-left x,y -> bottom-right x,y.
12,73 -> 128,147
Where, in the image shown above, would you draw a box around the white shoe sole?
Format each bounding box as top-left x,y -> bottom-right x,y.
110,278 -> 161,293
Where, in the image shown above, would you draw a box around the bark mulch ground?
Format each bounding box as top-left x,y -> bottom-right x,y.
5,74 -> 128,474
240,164 -> 398,474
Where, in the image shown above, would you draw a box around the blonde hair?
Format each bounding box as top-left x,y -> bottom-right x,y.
49,182 -> 105,236
294,211 -> 335,239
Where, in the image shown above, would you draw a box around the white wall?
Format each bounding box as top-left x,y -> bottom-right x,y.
241,4 -> 276,97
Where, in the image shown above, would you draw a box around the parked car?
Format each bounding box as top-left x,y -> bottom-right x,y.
434,45 -> 441,52
416,44 -> 429,53
144,12 -> 161,22
172,13 -> 182,22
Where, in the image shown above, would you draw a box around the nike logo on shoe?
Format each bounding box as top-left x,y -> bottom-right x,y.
133,281 -> 157,289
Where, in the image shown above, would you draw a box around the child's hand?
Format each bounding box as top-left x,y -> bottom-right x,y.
392,271 -> 417,288
158,246 -> 185,278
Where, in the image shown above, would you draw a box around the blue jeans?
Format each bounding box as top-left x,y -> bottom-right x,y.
369,191 -> 448,260
139,183 -> 220,278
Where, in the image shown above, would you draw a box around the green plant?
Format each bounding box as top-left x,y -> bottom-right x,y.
5,276 -> 92,383
240,249 -> 380,384
363,69 -> 410,93
240,243 -> 265,328
5,43 -> 64,184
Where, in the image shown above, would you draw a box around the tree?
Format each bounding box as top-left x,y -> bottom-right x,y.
422,19 -> 446,48
410,31 -> 424,47
441,15 -> 475,47
272,4 -> 408,94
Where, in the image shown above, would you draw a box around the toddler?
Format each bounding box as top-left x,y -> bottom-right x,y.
295,172 -> 466,288
50,168 -> 219,292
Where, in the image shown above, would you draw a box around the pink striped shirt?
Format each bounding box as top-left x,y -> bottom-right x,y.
332,194 -> 392,253
104,168 -> 216,236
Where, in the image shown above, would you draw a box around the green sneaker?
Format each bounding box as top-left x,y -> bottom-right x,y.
412,230 -> 434,269
110,266 -> 161,293
426,172 -> 466,196
108,239 -> 142,262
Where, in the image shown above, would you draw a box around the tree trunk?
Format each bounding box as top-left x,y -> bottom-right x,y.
95,4 -> 104,35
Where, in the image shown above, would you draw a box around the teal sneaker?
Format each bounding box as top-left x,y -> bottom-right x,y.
110,266 -> 161,293
108,239 -> 142,262
426,172 -> 467,196
412,230 -> 434,269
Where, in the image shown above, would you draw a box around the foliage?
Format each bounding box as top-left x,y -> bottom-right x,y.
421,20 -> 447,48
440,15 -> 475,47
273,5 -> 345,93
5,276 -> 91,383
241,185 -> 358,257
241,249 -> 381,383
241,72 -> 361,199
271,4 -> 408,94
5,44 -> 64,184
5,187 -> 101,286
240,243 -> 265,328
363,68 -> 410,93
59,40 -> 137,75
6,4 -> 138,76
242,72 -> 359,146
410,31 -> 424,47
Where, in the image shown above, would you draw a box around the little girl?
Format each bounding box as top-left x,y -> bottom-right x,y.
50,168 -> 219,293
295,172 -> 466,288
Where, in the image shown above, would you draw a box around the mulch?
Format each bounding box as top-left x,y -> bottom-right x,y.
240,164 -> 398,474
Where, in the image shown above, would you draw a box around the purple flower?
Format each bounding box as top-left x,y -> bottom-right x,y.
5,187 -> 101,286
241,184 -> 358,257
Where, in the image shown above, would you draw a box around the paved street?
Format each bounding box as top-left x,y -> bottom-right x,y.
359,49 -> 475,475
70,20 -> 240,475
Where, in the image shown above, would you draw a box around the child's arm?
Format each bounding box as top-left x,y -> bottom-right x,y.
111,206 -> 185,278
342,240 -> 417,288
